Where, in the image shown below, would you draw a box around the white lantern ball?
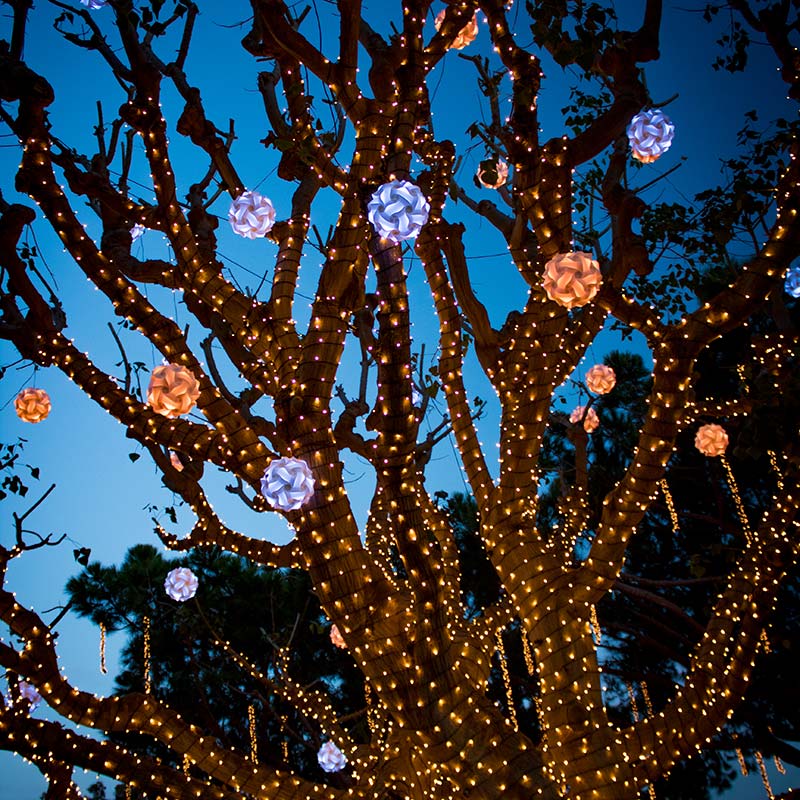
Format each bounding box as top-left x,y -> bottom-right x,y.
317,740 -> 347,773
627,109 -> 674,164
228,190 -> 276,239
784,264 -> 800,298
80,0 -> 107,8
695,424 -> 728,457
18,681 -> 41,711
261,457 -> 316,511
542,251 -> 602,309
164,567 -> 198,602
585,364 -> 616,395
367,180 -> 430,243
130,223 -> 146,241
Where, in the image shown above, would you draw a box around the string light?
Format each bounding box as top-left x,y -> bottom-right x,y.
590,605 -> 602,643
659,478 -> 680,533
720,454 -> 753,545
495,629 -> 519,731
142,615 -> 151,694
248,704 -> 258,762
99,622 -> 107,675
755,751 -> 774,799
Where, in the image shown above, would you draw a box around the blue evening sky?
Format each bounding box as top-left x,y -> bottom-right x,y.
0,0 -> 797,797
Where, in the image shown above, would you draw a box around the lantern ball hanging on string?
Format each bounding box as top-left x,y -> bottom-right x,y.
261,457 -> 316,511
585,364 -> 616,395
570,405 -> 600,433
476,158 -> 509,189
14,388 -> 51,424
542,251 -> 602,309
228,190 -> 277,239
695,423 -> 729,457
330,624 -> 347,650
627,109 -> 675,164
784,263 -> 800,298
147,364 -> 201,418
434,9 -> 479,50
18,681 -> 41,711
164,567 -> 199,602
130,223 -> 145,241
80,0 -> 107,8
317,741 -> 347,773
367,180 -> 430,243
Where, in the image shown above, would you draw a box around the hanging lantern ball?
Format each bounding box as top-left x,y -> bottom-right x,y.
570,405 -> 599,433
367,180 -> 430,244
130,223 -> 146,241
627,109 -> 675,164
434,9 -> 479,50
18,681 -> 41,711
260,456 -> 316,511
542,251 -> 602,309
169,451 -> 184,472
784,263 -> 800,298
476,158 -> 509,189
330,624 -> 347,650
14,388 -> 52,424
147,363 -> 201,419
80,0 -> 107,8
164,567 -> 199,602
585,364 -> 616,395
695,423 -> 728,457
228,190 -> 277,239
317,740 -> 347,773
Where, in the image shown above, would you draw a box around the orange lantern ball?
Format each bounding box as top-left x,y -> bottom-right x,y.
542,251 -> 602,309
695,424 -> 728,457
570,405 -> 599,433
585,364 -> 616,395
147,364 -> 201,419
14,388 -> 51,424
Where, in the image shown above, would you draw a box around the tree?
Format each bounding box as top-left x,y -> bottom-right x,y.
0,0 -> 799,798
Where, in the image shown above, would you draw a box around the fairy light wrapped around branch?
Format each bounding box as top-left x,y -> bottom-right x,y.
228,190 -> 277,239
14,387 -> 51,423
585,364 -> 616,394
367,180 -> 430,243
627,109 -> 675,164
317,740 -> 347,773
570,405 -> 599,433
542,251 -> 602,309
261,457 -> 316,511
434,9 -> 479,50
147,364 -> 201,418
164,567 -> 199,602
476,158 -> 509,189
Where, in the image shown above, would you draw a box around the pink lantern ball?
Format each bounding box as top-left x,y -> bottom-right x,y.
367,180 -> 430,243
476,158 -> 509,189
18,681 -> 41,711
169,451 -> 184,472
228,190 -> 277,239
261,457 -> 316,511
330,624 -> 347,650
164,567 -> 198,602
542,251 -> 602,309
627,109 -> 675,164
14,388 -> 51,424
434,9 -> 479,50
585,364 -> 616,395
695,424 -> 729,458
570,405 -> 600,433
147,363 -> 201,419
317,740 -> 347,773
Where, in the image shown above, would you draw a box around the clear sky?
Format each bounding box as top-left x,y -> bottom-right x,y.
0,0 -> 797,797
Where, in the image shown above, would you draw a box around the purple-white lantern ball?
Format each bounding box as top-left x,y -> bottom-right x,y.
317,740 -> 347,773
19,681 -> 41,711
784,264 -> 800,298
229,190 -> 277,239
80,0 -> 108,8
627,109 -> 675,164
367,180 -> 430,243
261,457 -> 316,512
164,567 -> 199,602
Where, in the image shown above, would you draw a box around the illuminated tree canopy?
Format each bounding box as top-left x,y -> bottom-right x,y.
0,0 -> 799,798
